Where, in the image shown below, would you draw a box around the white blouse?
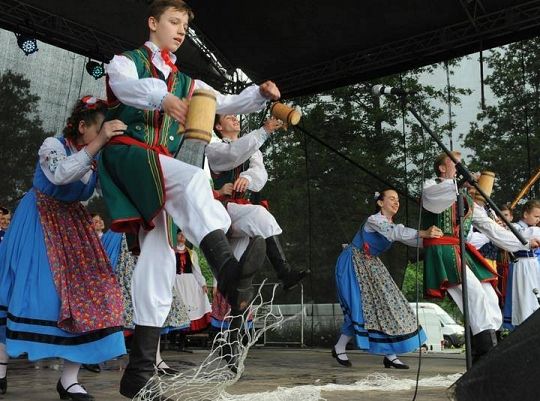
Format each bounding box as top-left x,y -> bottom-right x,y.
365,212 -> 421,248
38,137 -> 93,186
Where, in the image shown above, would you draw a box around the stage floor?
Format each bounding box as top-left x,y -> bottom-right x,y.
0,348 -> 465,401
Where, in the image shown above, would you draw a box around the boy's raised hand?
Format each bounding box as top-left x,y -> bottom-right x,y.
259,81 -> 281,100
263,118 -> 284,134
162,94 -> 189,125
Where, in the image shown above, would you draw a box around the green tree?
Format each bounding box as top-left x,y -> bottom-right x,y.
244,63 -> 470,304
464,38 -> 540,205
0,70 -> 50,208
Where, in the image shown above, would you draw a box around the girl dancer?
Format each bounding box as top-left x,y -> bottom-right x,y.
333,189 -> 440,368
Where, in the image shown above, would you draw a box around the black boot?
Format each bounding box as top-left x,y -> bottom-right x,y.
265,236 -> 309,290
471,329 -> 497,364
200,230 -> 266,313
119,325 -> 161,399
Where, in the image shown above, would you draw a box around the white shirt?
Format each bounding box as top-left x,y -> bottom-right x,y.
422,178 -> 533,252
38,137 -> 93,185
467,229 -> 490,250
105,41 -> 268,113
472,203 -> 532,252
364,212 -> 421,248
422,178 -> 457,214
206,128 -> 269,191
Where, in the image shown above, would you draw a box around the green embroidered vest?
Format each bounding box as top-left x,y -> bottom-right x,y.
99,45 -> 193,244
421,187 -> 496,298
106,46 -> 192,154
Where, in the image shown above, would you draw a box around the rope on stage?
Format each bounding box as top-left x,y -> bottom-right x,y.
135,282 -> 303,401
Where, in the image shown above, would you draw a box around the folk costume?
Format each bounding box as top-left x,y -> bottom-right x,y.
0,136 -> 125,365
334,212 -> 427,368
206,127 -> 306,289
101,41 -> 269,398
173,244 -> 211,332
422,178 -> 534,360
500,220 -> 540,327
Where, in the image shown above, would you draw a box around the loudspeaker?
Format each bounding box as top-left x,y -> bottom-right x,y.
451,308 -> 540,401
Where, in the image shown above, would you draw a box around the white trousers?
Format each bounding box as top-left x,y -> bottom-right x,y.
226,202 -> 282,259
447,266 -> 502,335
511,257 -> 540,326
132,155 -> 230,327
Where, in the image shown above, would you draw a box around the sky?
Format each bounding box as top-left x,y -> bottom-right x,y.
419,54 -> 497,160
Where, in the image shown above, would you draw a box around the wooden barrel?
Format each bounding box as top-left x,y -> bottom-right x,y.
184,89 -> 217,144
270,102 -> 301,126
474,171 -> 495,204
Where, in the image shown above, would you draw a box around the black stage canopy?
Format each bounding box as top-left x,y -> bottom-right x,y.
2,0 -> 540,96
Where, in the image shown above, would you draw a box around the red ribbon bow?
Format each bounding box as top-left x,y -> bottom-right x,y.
160,49 -> 178,73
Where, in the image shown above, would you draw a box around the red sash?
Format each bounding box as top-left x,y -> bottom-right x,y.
108,135 -> 172,157
211,191 -> 269,210
424,236 -> 499,277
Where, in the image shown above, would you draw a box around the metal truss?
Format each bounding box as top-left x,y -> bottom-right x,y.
0,0 -> 135,61
0,0 -> 234,92
185,26 -> 236,93
271,0 -> 540,97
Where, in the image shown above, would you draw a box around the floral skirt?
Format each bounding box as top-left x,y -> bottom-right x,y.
0,190 -> 125,363
335,245 -> 426,355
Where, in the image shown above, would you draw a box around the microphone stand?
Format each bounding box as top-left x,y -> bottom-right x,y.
400,95 -> 527,371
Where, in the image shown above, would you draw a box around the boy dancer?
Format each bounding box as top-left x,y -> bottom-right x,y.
207,114 -> 308,289
100,1 -> 280,397
422,152 -> 540,362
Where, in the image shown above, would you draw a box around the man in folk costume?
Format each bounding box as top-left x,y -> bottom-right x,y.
207,114 -> 309,290
98,1 -> 280,397
421,151 -> 540,362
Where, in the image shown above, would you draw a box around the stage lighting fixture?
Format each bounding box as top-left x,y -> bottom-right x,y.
86,60 -> 105,80
15,33 -> 38,56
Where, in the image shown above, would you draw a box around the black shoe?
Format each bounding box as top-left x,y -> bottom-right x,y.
265,236 -> 310,290
383,356 -> 409,369
119,325 -> 161,399
56,380 -> 95,401
0,362 -> 6,395
81,364 -> 101,374
331,346 -> 352,367
200,230 -> 266,313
